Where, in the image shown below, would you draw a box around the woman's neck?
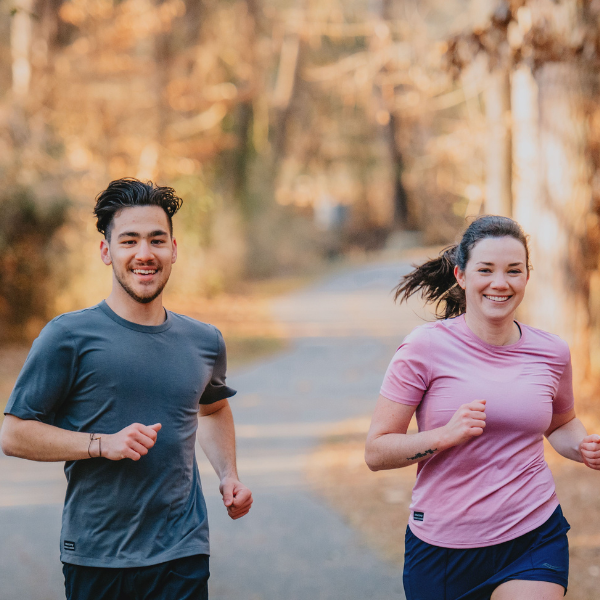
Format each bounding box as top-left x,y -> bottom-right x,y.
463,311 -> 521,346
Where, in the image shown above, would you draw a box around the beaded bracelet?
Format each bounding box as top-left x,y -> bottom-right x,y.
88,433 -> 102,458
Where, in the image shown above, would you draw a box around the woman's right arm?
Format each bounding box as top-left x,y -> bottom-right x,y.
365,395 -> 487,471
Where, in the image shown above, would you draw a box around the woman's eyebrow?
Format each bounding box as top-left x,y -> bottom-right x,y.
475,261 -> 524,266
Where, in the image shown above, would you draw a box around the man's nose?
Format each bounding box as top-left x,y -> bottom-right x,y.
135,240 -> 154,260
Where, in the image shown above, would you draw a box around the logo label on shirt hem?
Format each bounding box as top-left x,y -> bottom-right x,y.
413,511 -> 424,522
64,541 -> 76,551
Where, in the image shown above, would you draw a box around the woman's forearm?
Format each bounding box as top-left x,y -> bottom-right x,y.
365,426 -> 452,471
366,399 -> 487,471
546,417 -> 587,463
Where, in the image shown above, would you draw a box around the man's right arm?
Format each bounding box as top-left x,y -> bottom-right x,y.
0,415 -> 161,462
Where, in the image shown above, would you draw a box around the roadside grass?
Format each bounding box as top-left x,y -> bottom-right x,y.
307,418 -> 600,600
0,345 -> 30,419
224,335 -> 287,369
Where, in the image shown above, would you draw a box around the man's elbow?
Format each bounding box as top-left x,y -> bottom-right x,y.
0,416 -> 24,458
0,425 -> 16,457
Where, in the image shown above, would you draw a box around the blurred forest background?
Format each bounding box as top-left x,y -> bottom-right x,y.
4,1 -> 600,596
2,0 -> 600,399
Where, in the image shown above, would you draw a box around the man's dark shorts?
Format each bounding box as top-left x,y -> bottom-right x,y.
63,554 -> 209,600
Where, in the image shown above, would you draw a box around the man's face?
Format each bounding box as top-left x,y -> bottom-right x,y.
100,206 -> 177,304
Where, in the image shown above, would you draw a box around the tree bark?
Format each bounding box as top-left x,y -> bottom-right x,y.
513,61 -> 592,382
387,111 -> 411,226
11,0 -> 33,101
484,68 -> 512,216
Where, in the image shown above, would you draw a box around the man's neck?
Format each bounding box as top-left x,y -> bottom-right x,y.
105,288 -> 166,326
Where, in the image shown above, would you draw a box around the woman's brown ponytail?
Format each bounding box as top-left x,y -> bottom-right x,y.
394,245 -> 465,319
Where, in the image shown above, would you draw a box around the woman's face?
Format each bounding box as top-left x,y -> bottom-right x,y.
454,236 -> 529,325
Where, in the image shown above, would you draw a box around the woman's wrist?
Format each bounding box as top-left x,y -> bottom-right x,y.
436,425 -> 454,453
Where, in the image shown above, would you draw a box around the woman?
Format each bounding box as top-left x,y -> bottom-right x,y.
365,216 -> 600,600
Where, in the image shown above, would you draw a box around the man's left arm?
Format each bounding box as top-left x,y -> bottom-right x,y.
197,398 -> 253,519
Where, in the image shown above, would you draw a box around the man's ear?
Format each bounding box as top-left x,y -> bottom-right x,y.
454,265 -> 466,290
171,238 -> 177,264
100,239 -> 112,266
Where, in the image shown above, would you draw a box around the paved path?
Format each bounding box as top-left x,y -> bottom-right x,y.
0,260 -> 428,600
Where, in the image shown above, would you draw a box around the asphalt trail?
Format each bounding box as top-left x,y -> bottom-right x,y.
0,260 -> 426,599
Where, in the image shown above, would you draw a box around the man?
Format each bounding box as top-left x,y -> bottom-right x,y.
0,178 -> 252,599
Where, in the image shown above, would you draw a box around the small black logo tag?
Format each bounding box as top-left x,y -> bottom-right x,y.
64,540 -> 76,551
413,511 -> 424,522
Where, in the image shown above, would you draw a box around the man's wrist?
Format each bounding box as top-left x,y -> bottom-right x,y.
87,433 -> 103,458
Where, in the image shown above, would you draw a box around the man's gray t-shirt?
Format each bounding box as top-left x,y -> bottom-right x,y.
4,301 -> 236,568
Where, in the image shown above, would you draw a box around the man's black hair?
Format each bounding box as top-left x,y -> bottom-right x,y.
94,178 -> 183,240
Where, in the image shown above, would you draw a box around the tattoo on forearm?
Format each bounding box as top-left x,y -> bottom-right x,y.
407,448 -> 437,461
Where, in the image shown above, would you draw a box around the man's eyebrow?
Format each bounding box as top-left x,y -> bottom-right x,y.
117,230 -> 169,239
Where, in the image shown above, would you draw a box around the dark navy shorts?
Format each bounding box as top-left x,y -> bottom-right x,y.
63,553 -> 209,600
403,505 -> 570,600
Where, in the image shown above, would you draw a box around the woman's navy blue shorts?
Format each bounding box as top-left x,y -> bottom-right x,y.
403,505 -> 570,600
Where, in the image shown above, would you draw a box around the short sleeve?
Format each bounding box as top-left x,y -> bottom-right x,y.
553,347 -> 575,415
380,326 -> 432,406
4,318 -> 78,422
199,328 -> 237,405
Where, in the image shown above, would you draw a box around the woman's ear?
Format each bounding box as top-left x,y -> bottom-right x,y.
454,265 -> 466,290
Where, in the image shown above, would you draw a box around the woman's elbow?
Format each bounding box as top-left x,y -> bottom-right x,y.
364,443 -> 383,472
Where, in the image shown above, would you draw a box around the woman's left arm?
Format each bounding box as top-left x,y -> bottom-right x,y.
545,408 -> 600,469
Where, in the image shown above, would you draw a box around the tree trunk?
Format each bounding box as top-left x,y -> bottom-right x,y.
484,69 -> 512,216
11,0 -> 33,101
513,62 -> 592,382
387,111 -> 411,227
511,63 -> 539,264
271,33 -> 301,165
381,0 -> 411,228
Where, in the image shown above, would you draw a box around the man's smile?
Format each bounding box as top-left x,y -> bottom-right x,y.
132,269 -> 158,275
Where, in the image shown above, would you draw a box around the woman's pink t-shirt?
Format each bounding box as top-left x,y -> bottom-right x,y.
380,314 -> 574,549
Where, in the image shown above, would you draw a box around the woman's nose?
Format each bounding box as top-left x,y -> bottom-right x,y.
490,274 -> 509,288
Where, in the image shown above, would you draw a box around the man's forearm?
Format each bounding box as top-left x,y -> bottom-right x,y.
547,417 -> 587,463
0,415 -> 98,461
197,401 -> 238,481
